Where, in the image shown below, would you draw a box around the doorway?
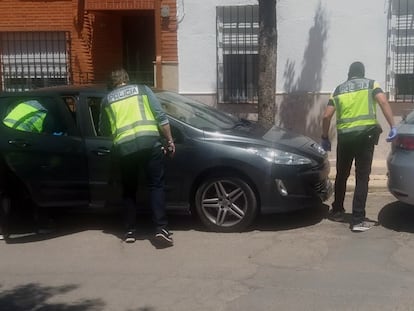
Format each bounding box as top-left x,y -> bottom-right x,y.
122,13 -> 155,86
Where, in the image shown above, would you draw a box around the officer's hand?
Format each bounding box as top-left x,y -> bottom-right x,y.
165,141 -> 175,158
386,126 -> 397,142
321,138 -> 331,152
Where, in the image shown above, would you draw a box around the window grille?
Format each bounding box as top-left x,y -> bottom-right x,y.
387,0 -> 414,102
0,31 -> 70,92
217,5 -> 259,104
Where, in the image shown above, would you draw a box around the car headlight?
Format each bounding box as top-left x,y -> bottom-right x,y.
313,143 -> 327,156
246,147 -> 312,165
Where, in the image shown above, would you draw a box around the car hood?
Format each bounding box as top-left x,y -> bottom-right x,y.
226,123 -> 313,148
216,123 -> 326,160
261,125 -> 312,148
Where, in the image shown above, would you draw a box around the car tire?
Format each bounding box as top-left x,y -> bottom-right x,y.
195,176 -> 258,232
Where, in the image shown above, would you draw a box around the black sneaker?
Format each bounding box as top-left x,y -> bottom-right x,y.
124,231 -> 136,243
327,209 -> 345,222
154,229 -> 173,247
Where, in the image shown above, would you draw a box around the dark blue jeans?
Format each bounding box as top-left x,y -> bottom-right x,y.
332,131 -> 376,224
120,145 -> 168,233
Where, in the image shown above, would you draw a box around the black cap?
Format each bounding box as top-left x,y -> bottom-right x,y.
348,61 -> 365,79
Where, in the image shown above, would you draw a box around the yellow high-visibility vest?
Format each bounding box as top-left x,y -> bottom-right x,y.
104,85 -> 159,145
332,78 -> 378,134
3,100 -> 47,133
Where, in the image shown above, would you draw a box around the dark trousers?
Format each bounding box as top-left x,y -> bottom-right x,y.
332,132 -> 376,224
120,145 -> 168,233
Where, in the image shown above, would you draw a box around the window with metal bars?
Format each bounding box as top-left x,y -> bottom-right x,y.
387,0 -> 414,102
0,31 -> 70,92
216,5 -> 259,104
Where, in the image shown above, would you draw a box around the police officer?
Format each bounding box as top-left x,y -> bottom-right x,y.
99,68 -> 175,246
321,61 -> 396,232
2,100 -> 54,236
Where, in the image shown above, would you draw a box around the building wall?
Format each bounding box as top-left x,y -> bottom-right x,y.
86,12 -> 123,83
178,0 -> 388,94
177,0 -> 399,162
0,0 -> 92,84
0,0 -> 73,31
0,0 -> 178,87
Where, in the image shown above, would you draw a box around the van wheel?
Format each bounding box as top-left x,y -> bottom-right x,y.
195,176 -> 258,232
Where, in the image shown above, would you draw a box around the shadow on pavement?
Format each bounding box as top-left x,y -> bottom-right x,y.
3,210 -> 199,244
252,203 -> 329,231
3,202 -> 330,243
378,200 -> 414,233
0,283 -> 105,311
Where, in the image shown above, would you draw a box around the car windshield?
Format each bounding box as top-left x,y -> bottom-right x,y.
155,91 -> 239,131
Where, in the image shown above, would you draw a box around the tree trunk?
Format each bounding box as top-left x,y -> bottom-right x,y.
258,0 -> 277,130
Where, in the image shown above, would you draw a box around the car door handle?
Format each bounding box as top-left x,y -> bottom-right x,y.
93,148 -> 111,156
8,139 -> 31,148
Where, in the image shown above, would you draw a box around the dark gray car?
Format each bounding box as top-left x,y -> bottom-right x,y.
0,86 -> 332,232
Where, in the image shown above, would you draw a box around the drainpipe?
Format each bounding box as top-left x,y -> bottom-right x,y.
154,0 -> 163,88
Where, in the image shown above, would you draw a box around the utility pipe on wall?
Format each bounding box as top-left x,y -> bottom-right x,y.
154,0 -> 163,88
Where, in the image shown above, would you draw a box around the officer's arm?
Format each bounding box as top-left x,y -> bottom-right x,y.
322,100 -> 335,138
143,86 -> 168,125
159,123 -> 174,142
159,123 -> 175,156
375,92 -> 395,129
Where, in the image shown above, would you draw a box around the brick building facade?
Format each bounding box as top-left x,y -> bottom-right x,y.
0,0 -> 178,91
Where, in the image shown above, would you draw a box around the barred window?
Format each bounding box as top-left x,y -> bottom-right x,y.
0,32 -> 70,92
216,5 -> 259,104
387,0 -> 414,102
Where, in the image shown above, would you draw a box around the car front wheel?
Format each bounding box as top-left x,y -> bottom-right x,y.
195,176 -> 258,232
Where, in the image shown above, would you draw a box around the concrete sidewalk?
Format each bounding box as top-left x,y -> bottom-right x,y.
328,159 -> 388,192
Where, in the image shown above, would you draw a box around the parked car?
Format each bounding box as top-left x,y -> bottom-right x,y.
387,110 -> 414,206
0,85 -> 332,233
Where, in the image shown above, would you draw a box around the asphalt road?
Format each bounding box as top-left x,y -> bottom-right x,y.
1,192 -> 414,311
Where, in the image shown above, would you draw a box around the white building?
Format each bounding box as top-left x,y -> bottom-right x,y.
175,0 -> 414,161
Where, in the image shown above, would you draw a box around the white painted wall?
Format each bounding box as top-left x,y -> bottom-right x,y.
177,0 -> 390,95
177,0 -> 257,94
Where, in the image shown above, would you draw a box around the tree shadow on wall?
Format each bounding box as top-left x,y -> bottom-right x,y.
0,283 -> 105,311
277,1 -> 329,141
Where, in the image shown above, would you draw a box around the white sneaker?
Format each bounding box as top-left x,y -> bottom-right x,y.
352,221 -> 372,232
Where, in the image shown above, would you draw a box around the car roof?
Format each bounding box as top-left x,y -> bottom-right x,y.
0,85 -> 169,102
33,84 -> 107,93
0,84 -> 106,96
